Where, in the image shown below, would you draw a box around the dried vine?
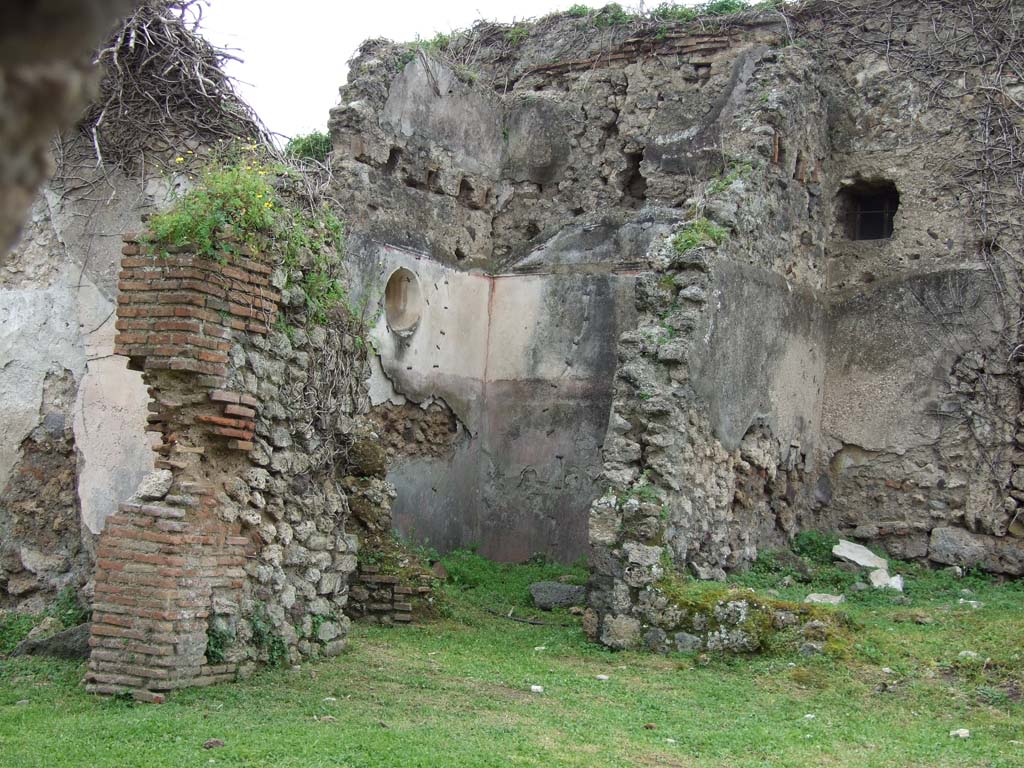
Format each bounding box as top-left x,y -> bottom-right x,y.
78,0 -> 271,172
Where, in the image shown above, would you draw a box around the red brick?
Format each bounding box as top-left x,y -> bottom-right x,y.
211,426 -> 254,440
114,332 -> 149,345
152,319 -> 202,334
173,306 -> 222,323
226,302 -> 258,319
196,414 -> 245,428
116,318 -> 152,331
223,404 -> 256,418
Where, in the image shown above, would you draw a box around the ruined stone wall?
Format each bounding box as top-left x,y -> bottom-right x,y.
580,0 -> 1023,649
85,233 -> 377,699
330,22 -> 779,563
805,1 -> 1022,573
322,2 -> 1024,650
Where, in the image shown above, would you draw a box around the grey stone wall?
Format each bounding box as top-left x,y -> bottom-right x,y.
328,4 -> 1022,587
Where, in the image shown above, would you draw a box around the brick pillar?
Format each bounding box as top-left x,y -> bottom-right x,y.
86,234 -> 278,700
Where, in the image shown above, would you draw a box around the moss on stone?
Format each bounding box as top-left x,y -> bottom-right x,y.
651,572 -> 851,653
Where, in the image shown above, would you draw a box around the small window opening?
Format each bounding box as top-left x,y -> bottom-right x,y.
839,179 -> 900,241
384,268 -> 423,333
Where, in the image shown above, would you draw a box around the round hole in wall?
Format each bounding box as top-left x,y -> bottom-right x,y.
384,267 -> 423,333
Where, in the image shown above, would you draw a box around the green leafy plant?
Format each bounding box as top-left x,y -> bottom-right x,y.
792,530 -> 840,564
205,624 -> 234,664
671,217 -> 728,254
616,470 -> 662,505
506,25 -> 530,46
0,612 -> 40,655
593,3 -> 636,27
146,156 -> 276,259
708,161 -> 754,195
250,604 -> 288,667
147,144 -> 350,328
705,0 -> 750,14
651,3 -> 700,22
47,586 -> 90,628
566,4 -> 592,17
285,130 -> 332,163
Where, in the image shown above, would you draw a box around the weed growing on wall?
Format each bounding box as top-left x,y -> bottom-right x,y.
250,603 -> 288,667
671,218 -> 728,255
146,155 -> 276,259
205,625 -> 234,664
708,161 -> 754,195
145,142 -> 350,328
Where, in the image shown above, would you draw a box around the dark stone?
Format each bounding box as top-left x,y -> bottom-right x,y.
347,438 -> 388,478
11,622 -> 90,660
529,581 -> 586,610
771,549 -> 813,580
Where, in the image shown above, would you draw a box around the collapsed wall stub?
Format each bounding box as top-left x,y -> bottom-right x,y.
85,225 -> 387,698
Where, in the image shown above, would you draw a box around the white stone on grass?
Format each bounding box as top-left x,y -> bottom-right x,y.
949,728 -> 971,739
805,593 -> 846,605
868,569 -> 904,591
832,540 -> 888,570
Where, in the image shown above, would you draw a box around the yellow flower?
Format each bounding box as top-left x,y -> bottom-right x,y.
264,201 -> 273,208
174,156 -> 185,163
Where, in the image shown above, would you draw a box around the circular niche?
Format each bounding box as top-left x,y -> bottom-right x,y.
384,267 -> 423,333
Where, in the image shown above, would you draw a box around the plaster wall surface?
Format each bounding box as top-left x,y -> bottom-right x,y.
1,162 -> 157,605
357,238 -> 635,561
691,258 -> 827,456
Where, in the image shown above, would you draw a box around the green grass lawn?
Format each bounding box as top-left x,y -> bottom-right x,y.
1,549 -> 1022,767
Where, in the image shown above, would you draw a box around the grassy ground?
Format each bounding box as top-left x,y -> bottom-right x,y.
1,547 -> 1022,767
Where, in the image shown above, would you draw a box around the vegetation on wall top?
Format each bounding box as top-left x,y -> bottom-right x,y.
144,141 -> 349,329
285,131 -> 333,164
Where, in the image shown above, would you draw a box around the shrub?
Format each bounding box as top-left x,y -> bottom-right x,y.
146,143 -> 350,327
792,530 -> 840,564
147,157 -> 276,258
593,3 -> 636,27
285,130 -> 332,163
506,25 -> 530,46
206,624 -> 234,664
671,217 -> 728,254
48,586 -> 90,628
